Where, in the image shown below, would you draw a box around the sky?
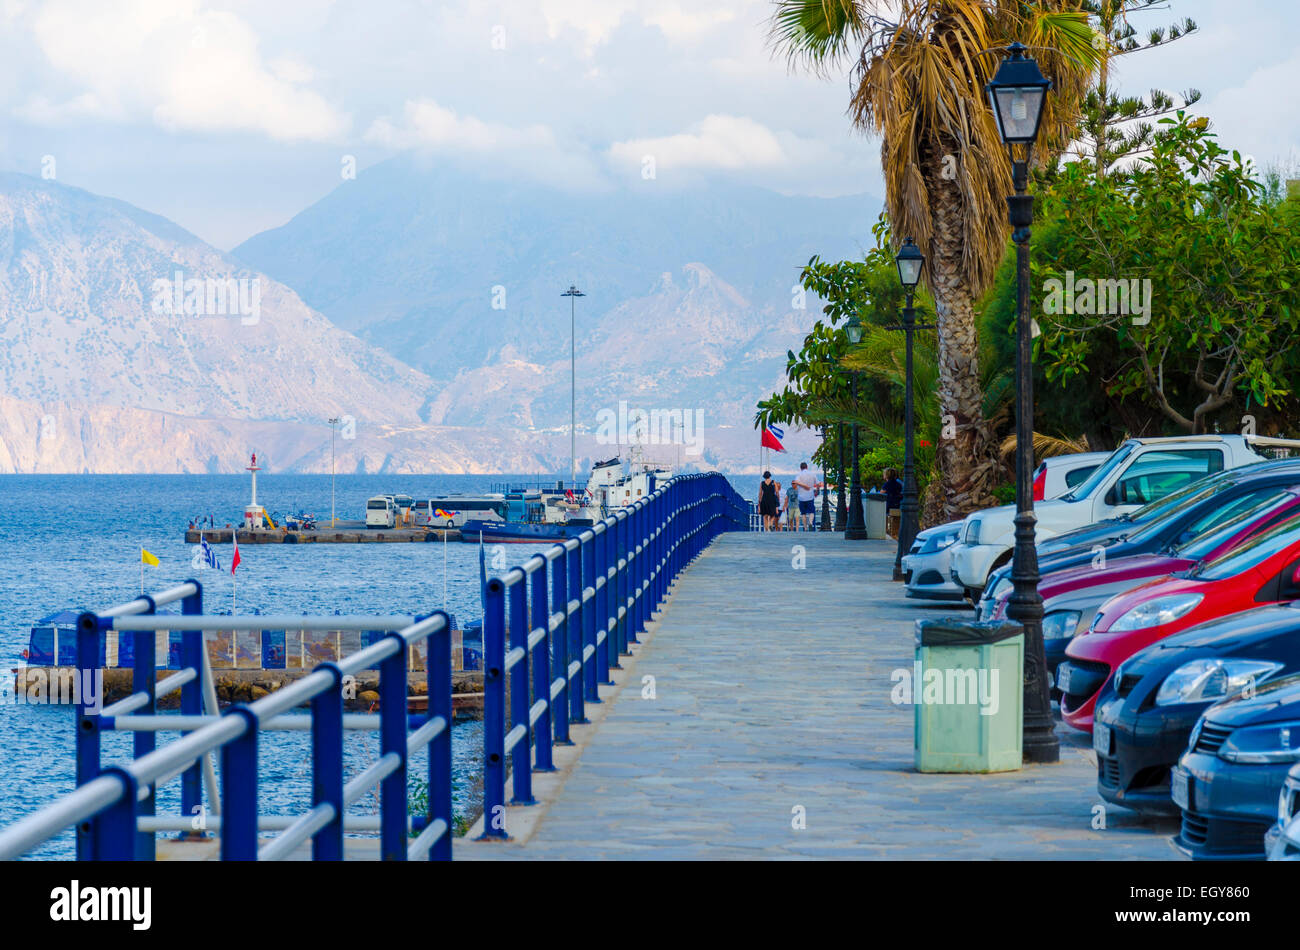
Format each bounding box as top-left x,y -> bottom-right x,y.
1,0 -> 1297,250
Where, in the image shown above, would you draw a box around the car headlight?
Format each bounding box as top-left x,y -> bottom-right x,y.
1220,721 -> 1300,764
965,519 -> 981,545
921,531 -> 959,555
1109,593 -> 1203,632
987,575 -> 1013,603
1155,659 -> 1283,707
1041,610 -> 1083,641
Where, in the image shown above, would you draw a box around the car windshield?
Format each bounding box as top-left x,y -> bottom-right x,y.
1193,516 -> 1300,580
1173,494 -> 1300,559
1122,468 -> 1234,528
1058,444 -> 1134,501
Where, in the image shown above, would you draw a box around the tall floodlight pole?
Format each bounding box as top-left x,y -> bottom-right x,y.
987,42 -> 1058,764
562,285 -> 585,489
328,417 -> 340,527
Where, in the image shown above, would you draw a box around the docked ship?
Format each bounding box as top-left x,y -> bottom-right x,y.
461,450 -> 673,544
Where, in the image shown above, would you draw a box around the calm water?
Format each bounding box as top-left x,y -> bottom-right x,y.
0,473 -> 527,857
0,471 -> 754,857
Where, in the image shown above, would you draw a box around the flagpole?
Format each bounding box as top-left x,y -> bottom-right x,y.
442,529 -> 448,610
140,549 -> 144,594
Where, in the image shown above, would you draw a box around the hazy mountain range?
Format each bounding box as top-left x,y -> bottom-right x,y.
0,162 -> 879,475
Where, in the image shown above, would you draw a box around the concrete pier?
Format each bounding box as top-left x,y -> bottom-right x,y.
184,527 -> 461,544
458,531 -> 1181,860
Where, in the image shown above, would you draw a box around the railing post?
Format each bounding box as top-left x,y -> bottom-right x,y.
529,562 -> 555,772
180,581 -> 204,836
428,611 -> 453,861
628,504 -> 642,645
582,534 -> 601,702
551,547 -> 573,744
94,768 -> 139,861
616,512 -> 630,656
132,595 -> 158,861
479,578 -> 509,839
74,610 -> 102,861
568,542 -> 590,721
379,632 -> 408,859
508,572 -> 536,804
220,707 -> 259,860
595,524 -> 615,682
311,663 -> 344,860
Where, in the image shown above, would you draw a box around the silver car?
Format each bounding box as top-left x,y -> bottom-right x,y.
902,521 -> 965,601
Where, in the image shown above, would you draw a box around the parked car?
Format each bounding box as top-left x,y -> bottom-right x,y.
901,521 -> 965,601
948,434 -> 1300,598
983,489 -> 1300,690
1172,674 -> 1300,860
1058,512 -> 1300,731
1265,762 -> 1300,859
1033,452 -> 1110,501
1092,601 -> 1300,816
978,460 -> 1300,615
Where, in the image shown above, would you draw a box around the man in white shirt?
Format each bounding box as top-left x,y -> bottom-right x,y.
791,461 -> 822,531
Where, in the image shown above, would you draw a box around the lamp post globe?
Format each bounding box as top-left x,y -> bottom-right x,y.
987,42 -> 1058,764
891,237 -> 925,581
843,314 -> 867,540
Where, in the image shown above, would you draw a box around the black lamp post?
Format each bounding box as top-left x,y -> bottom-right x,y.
888,237 -> 931,581
987,42 -> 1058,764
834,424 -> 847,531
819,427 -> 832,531
843,314 -> 867,540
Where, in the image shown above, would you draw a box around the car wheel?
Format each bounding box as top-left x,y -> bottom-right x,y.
446,519 -> 454,528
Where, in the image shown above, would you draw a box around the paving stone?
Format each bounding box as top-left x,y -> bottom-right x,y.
463,534 -> 1179,861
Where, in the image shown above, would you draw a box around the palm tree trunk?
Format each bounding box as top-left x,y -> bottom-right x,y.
928,174 -> 997,521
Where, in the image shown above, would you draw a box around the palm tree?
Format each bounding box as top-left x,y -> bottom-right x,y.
768,1 -> 1098,519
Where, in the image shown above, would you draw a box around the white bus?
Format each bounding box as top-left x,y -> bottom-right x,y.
414,496 -> 508,528
366,495 -> 396,528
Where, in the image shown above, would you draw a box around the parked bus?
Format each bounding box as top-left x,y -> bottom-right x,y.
413,496 -> 508,528
366,495 -> 396,528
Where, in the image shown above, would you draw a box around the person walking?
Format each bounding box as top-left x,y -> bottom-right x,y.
783,481 -> 799,531
758,471 -> 779,531
791,461 -> 823,531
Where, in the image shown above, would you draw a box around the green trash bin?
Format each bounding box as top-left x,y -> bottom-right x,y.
913,618 -> 1024,773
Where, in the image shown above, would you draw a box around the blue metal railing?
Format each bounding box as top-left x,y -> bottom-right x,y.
0,472 -> 746,860
478,472 -> 746,839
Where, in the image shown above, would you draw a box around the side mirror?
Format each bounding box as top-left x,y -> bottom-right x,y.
1105,486 -> 1118,506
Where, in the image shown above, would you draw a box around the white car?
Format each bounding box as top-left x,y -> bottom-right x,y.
948,435 -> 1300,598
1033,452 -> 1110,501
902,521 -> 965,601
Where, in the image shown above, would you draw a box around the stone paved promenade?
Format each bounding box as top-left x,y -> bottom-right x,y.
460,531 -> 1181,860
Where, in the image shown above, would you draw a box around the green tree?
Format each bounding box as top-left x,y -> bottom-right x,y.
768,0 -> 1100,519
1034,113 -> 1300,433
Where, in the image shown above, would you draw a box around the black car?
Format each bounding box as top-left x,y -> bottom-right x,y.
1093,601 -> 1300,816
979,459 -> 1300,614
1172,673 -> 1300,859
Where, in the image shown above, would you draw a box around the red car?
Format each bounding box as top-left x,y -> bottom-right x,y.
1057,513 -> 1300,732
989,489 -> 1300,622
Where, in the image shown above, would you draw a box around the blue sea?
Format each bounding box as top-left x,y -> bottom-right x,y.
0,473 -> 541,858
0,471 -> 759,858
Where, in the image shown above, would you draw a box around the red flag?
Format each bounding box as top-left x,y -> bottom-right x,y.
761,423 -> 786,452
231,532 -> 242,575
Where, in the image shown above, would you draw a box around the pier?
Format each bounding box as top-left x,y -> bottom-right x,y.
458,532 -> 1178,859
0,475 -> 1182,860
184,527 -> 461,544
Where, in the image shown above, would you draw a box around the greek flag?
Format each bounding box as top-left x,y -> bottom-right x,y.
200,535 -> 221,571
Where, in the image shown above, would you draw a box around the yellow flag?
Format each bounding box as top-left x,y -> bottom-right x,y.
141,549 -> 159,567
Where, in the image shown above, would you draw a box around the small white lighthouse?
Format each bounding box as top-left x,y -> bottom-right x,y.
243,452 -> 267,529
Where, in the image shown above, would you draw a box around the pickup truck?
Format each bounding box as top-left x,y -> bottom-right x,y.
947,435 -> 1300,599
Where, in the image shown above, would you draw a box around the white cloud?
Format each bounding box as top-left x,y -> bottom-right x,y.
644,3 -> 737,41
1203,52 -> 1300,167
609,115 -> 791,171
365,97 -> 608,190
22,0 -> 347,141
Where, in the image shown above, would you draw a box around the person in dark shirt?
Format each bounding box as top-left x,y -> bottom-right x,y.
883,468 -> 903,538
